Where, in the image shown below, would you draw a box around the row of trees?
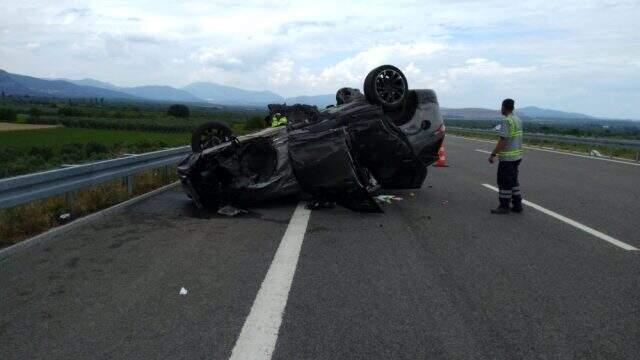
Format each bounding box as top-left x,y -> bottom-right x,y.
2,101 -> 269,134
0,107 -> 17,121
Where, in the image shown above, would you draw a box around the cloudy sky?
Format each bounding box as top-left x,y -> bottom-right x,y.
1,0 -> 639,118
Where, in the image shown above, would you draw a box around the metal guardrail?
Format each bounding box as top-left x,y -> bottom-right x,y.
448,127 -> 640,149
0,146 -> 191,209
449,127 -> 640,161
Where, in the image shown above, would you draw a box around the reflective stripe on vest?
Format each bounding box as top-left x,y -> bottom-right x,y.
271,115 -> 288,127
499,114 -> 523,159
504,116 -> 522,138
500,149 -> 523,156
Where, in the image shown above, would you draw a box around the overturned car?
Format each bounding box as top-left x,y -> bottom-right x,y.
177,65 -> 445,212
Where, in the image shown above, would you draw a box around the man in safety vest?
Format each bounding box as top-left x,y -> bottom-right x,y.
271,112 -> 288,128
488,98 -> 523,214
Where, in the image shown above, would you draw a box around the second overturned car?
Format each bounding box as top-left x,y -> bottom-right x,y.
177,65 -> 445,212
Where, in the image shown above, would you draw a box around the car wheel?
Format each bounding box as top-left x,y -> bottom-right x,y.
364,65 -> 408,111
191,121 -> 233,152
386,90 -> 418,126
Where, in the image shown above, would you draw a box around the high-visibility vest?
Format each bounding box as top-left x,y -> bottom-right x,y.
498,114 -> 523,160
271,115 -> 288,127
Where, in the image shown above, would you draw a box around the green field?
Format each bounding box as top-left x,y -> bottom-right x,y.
0,98 -> 271,179
0,127 -> 189,149
0,127 -> 190,179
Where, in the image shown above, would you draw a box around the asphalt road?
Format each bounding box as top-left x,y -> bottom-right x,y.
1,135 -> 639,359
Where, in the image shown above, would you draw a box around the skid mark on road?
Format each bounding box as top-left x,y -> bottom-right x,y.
482,184 -> 638,251
229,202 -> 312,360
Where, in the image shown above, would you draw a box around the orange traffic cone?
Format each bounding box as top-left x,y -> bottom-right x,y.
435,145 -> 447,167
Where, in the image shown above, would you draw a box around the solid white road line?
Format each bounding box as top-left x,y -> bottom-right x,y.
476,149 -> 492,154
482,184 -> 638,251
454,135 -> 640,167
229,202 -> 312,360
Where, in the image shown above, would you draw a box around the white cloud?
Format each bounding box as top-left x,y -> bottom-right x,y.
266,58 -> 294,86
191,47 -> 243,69
296,42 -> 444,91
0,0 -> 639,118
446,58 -> 535,79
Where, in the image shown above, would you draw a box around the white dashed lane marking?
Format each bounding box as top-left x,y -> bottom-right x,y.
229,202 -> 312,360
483,184 -> 638,251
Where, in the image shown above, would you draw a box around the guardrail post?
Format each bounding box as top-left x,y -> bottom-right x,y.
636,151 -> 640,163
162,165 -> 169,183
125,175 -> 134,195
65,192 -> 74,212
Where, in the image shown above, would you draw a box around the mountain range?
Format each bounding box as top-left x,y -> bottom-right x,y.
0,70 -> 139,100
0,69 -> 597,119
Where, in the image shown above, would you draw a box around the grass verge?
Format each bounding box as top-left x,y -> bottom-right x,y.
0,166 -> 179,248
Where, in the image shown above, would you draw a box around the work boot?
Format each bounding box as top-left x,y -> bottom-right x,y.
490,206 -> 510,214
512,196 -> 523,213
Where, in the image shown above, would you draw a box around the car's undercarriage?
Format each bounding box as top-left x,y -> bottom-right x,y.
178,65 -> 445,212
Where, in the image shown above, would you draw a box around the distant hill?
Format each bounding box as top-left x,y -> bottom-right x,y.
441,106 -> 595,120
122,86 -> 203,102
0,69 -> 610,119
66,78 -> 120,91
517,106 -> 592,119
441,107 -> 502,120
66,79 -> 204,102
0,70 -> 37,96
285,94 -> 335,108
182,82 -> 283,106
0,70 -> 138,99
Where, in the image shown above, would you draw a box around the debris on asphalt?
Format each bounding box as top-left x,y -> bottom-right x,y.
58,213 -> 72,223
374,195 -> 403,204
590,150 -> 603,157
441,200 -> 449,206
217,205 -> 248,217
179,287 -> 188,295
306,200 -> 336,210
410,193 -> 415,197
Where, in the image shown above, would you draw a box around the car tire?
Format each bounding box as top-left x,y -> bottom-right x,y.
386,90 -> 418,126
364,65 -> 408,111
191,121 -> 233,152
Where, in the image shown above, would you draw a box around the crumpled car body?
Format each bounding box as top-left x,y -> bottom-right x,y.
178,67 -> 445,212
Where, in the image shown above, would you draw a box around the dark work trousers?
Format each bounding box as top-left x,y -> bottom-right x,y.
497,159 -> 522,208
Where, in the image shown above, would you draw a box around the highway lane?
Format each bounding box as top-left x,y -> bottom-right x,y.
0,191 -> 299,360
449,135 -> 640,248
1,135 -> 639,359
273,138 -> 640,359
